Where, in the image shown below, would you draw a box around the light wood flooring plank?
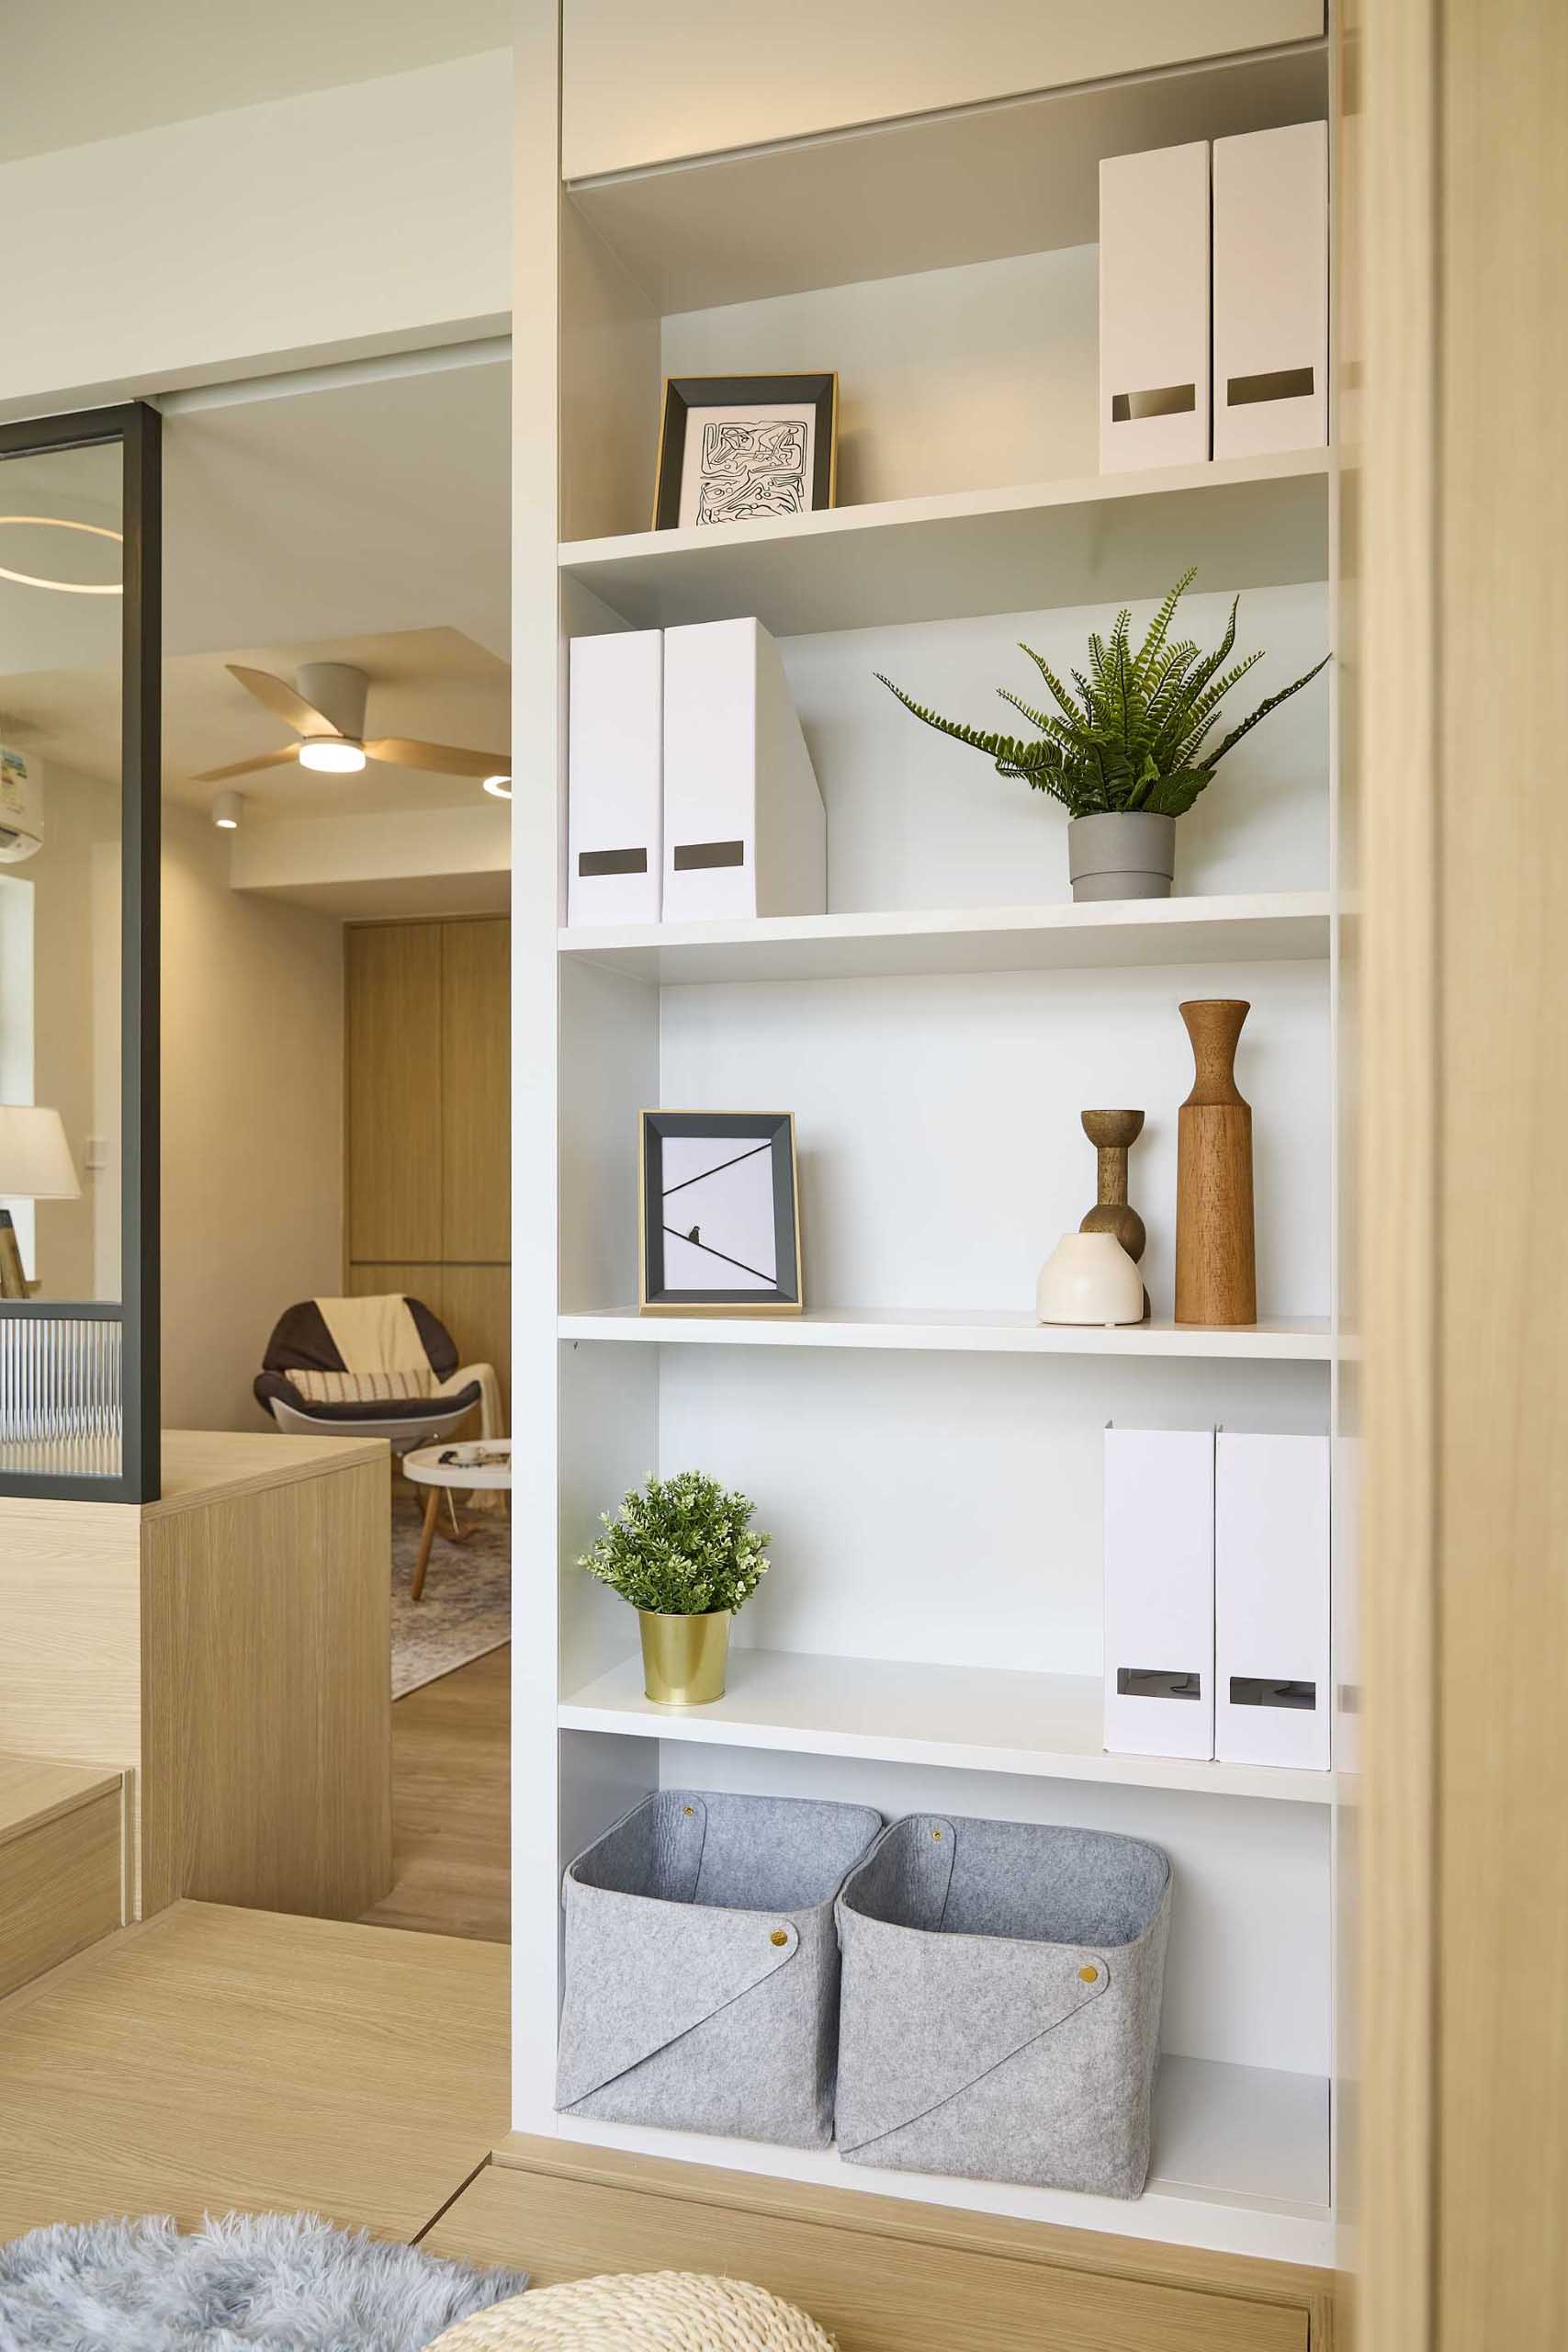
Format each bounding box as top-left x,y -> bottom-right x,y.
0,1903 -> 509,2245
362,1647 -> 510,1945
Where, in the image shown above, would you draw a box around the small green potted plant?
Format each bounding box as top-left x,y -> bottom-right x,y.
876,569 -> 1328,903
578,1470 -> 770,1707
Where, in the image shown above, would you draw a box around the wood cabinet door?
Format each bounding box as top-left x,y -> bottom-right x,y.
441,919 -> 511,1265
345,923 -> 444,1263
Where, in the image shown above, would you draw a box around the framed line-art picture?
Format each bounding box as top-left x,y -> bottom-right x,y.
652,375 -> 838,531
639,1111 -> 803,1317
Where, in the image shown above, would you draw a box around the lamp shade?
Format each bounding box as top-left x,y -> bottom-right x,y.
0,1104 -> 81,1199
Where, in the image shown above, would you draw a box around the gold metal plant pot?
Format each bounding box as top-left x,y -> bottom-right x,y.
637,1608 -> 731,1706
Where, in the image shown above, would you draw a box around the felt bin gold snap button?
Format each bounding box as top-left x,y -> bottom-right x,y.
770,1929 -> 789,1947
682,1805 -> 694,1816
1078,1964 -> 1100,1984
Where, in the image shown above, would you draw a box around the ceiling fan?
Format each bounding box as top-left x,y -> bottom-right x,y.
194,662 -> 509,790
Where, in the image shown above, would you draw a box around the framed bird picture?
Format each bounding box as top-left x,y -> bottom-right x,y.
638,1111 -> 803,1317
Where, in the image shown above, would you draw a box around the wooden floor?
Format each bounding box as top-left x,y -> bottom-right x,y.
0,1902 -> 510,2246
362,1645 -> 511,1945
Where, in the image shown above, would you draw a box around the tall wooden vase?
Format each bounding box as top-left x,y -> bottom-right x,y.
1174,999 -> 1257,1327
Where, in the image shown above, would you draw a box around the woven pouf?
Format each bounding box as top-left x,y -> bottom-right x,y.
427,2269 -> 837,2351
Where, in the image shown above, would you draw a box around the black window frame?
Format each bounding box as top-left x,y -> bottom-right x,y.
0,401 -> 161,1503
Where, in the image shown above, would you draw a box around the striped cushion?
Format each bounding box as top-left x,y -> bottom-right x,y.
288,1367 -> 437,1406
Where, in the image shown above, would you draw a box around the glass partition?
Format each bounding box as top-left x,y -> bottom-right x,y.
0,405 -> 160,1499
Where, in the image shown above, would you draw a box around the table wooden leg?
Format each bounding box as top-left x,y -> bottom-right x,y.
411,1486 -> 442,1603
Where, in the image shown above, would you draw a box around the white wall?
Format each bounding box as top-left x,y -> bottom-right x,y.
160,807 -> 345,1431
0,53 -> 512,415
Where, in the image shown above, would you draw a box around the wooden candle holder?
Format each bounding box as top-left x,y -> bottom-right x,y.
1078,1108 -> 1149,1320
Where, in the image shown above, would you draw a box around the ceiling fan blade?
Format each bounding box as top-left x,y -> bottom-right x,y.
226,664 -> 338,737
365,738 -> 509,779
190,747 -> 299,784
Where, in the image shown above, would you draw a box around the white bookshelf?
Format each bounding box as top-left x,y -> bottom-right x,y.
516,11 -> 1342,2280
559,890 -> 1330,984
560,1645 -> 1336,1805
559,1307 -> 1334,1361
559,454 -> 1330,637
556,2052 -> 1332,2256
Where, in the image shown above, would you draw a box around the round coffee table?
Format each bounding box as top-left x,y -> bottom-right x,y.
403,1439 -> 512,1602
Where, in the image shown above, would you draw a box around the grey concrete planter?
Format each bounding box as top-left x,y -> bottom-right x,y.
1066,812 -> 1176,902
556,1790 -> 883,2147
835,1814 -> 1172,2198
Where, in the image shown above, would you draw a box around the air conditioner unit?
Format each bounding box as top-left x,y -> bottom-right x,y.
0,747 -> 43,864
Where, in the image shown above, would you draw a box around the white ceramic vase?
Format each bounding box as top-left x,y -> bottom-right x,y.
1035,1231 -> 1144,1326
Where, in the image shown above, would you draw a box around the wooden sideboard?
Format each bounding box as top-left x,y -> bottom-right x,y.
0,1430 -> 392,1919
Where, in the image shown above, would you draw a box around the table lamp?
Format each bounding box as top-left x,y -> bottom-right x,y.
0,1104 -> 81,1300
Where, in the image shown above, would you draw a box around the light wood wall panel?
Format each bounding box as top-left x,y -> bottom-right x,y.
141,1456 -> 392,1921
0,1500 -> 143,1780
442,916 -> 512,1262
345,917 -> 512,1419
440,1263 -> 513,1417
1354,2 -> 1568,2346
1433,3 -> 1568,2346
562,0 -> 1324,180
345,921 -> 444,1261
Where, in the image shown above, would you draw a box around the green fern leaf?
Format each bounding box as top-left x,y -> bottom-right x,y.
1198,655 -> 1332,772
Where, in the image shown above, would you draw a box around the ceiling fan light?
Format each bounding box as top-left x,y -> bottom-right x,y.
482,774 -> 513,799
299,737 -> 367,775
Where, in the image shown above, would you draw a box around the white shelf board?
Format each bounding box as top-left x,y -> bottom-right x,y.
558,1645 -> 1336,1804
568,44 -> 1328,312
559,892 -> 1331,986
559,452 -> 1331,637
558,1306 -> 1334,1362
547,2054 -> 1331,2261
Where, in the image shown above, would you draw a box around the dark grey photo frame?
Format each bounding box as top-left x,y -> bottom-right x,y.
639,1112 -> 802,1317
652,375 -> 838,531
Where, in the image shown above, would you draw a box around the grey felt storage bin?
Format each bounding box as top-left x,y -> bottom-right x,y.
556,1789 -> 883,2148
835,1813 -> 1171,2199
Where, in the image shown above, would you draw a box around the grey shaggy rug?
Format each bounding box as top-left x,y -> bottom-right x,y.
0,2212 -> 527,2351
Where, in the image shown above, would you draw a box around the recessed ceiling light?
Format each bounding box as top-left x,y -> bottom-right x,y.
211,789 -> 243,831
0,515 -> 123,595
299,738 -> 367,775
482,775 -> 512,799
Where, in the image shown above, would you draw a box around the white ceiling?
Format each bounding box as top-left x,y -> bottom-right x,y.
0,356 -> 512,820
3,626 -> 509,816
0,1 -> 513,163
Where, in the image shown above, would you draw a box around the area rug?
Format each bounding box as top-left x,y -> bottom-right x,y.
0,2211 -> 527,2352
390,1492 -> 511,1701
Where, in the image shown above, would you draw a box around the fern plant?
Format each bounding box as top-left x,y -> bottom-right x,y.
578,1470 -> 770,1617
876,571 -> 1328,820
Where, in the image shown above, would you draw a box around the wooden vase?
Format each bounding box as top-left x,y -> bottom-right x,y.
1078,1108 -> 1149,1320
1174,1000 -> 1257,1327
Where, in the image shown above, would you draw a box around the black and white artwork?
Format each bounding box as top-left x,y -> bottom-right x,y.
640,1111 -> 803,1316
679,408 -> 814,528
653,374 -> 837,532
